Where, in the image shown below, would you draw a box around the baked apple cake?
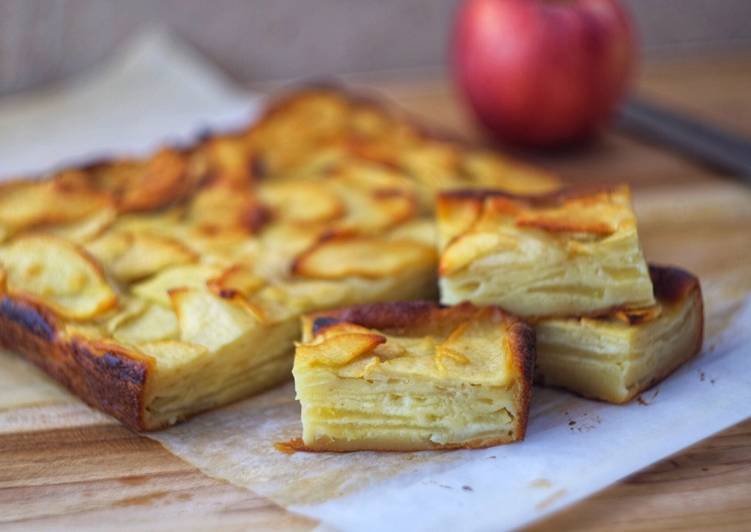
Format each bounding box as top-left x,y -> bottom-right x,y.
293,301 -> 535,451
535,265 -> 704,403
437,185 -> 654,317
0,87 -> 558,430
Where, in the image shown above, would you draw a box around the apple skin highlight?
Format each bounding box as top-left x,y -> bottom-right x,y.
454,0 -> 636,147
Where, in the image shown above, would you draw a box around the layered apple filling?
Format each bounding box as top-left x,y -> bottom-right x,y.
437,185 -> 654,317
535,265 -> 704,403
293,302 -> 535,451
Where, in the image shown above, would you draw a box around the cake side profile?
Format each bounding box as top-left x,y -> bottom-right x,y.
293,301 -> 536,451
437,185 -> 655,317
535,265 -> 704,403
0,86 -> 555,431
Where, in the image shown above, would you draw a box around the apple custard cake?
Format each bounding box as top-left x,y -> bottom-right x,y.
0,86 -> 558,430
293,301 -> 535,451
436,185 -> 654,318
535,265 -> 704,403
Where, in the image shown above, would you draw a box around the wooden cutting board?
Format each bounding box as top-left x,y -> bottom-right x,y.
1,54 -> 751,531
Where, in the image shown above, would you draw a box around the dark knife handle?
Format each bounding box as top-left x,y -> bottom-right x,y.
616,96 -> 751,179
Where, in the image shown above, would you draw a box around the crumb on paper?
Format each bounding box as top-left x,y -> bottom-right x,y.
462,485 -> 473,492
535,489 -> 567,511
568,414 -> 602,433
274,438 -> 306,455
637,388 -> 660,406
528,478 -> 552,489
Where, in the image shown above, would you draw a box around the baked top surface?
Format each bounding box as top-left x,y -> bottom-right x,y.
298,301 -> 535,387
437,184 -> 640,276
0,86 -> 556,429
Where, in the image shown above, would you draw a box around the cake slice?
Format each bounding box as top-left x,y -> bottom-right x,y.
293,301 -> 535,451
437,185 -> 654,317
535,265 -> 704,403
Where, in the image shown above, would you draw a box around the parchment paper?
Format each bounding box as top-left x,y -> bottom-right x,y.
1,28 -> 750,532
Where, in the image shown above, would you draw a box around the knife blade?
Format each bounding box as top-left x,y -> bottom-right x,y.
616,96 -> 751,179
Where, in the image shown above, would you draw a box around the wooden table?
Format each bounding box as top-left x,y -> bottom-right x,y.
2,53 -> 751,531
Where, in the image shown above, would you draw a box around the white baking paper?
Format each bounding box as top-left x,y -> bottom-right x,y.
1,28 -> 750,532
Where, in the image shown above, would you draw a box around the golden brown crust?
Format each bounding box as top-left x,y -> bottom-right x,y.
309,300 -> 458,335
0,295 -> 153,431
649,263 -> 701,306
506,320 -> 536,438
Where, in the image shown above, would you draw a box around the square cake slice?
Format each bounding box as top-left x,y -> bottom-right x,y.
293,301 -> 535,451
535,265 -> 704,403
437,185 -> 654,318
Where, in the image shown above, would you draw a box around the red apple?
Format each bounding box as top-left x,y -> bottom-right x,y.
454,0 -> 636,147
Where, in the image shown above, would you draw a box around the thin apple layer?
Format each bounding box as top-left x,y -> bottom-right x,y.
437,185 -> 654,317
535,265 -> 704,403
293,301 -> 535,451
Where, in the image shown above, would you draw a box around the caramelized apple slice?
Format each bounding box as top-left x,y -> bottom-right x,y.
0,178 -> 113,241
259,180 -> 344,224
460,150 -> 560,195
86,230 -> 198,283
207,264 -> 266,299
187,182 -> 269,234
0,235 -> 117,319
292,235 -> 436,280
47,207 -> 118,243
170,288 -> 262,351
296,325 -> 386,368
201,134 -> 255,185
336,188 -> 417,232
439,232 -> 517,276
132,264 -> 222,307
86,148 -> 188,212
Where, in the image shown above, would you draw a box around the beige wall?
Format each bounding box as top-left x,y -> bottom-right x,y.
2,0 -> 751,95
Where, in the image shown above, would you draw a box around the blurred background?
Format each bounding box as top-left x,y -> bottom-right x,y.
2,0 -> 751,95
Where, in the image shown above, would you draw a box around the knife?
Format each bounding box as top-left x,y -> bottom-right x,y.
616,96 -> 751,179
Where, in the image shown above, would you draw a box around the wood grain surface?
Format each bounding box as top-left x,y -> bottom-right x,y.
1,53 -> 751,531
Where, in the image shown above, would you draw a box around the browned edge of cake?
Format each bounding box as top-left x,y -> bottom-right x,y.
0,294 -> 156,430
